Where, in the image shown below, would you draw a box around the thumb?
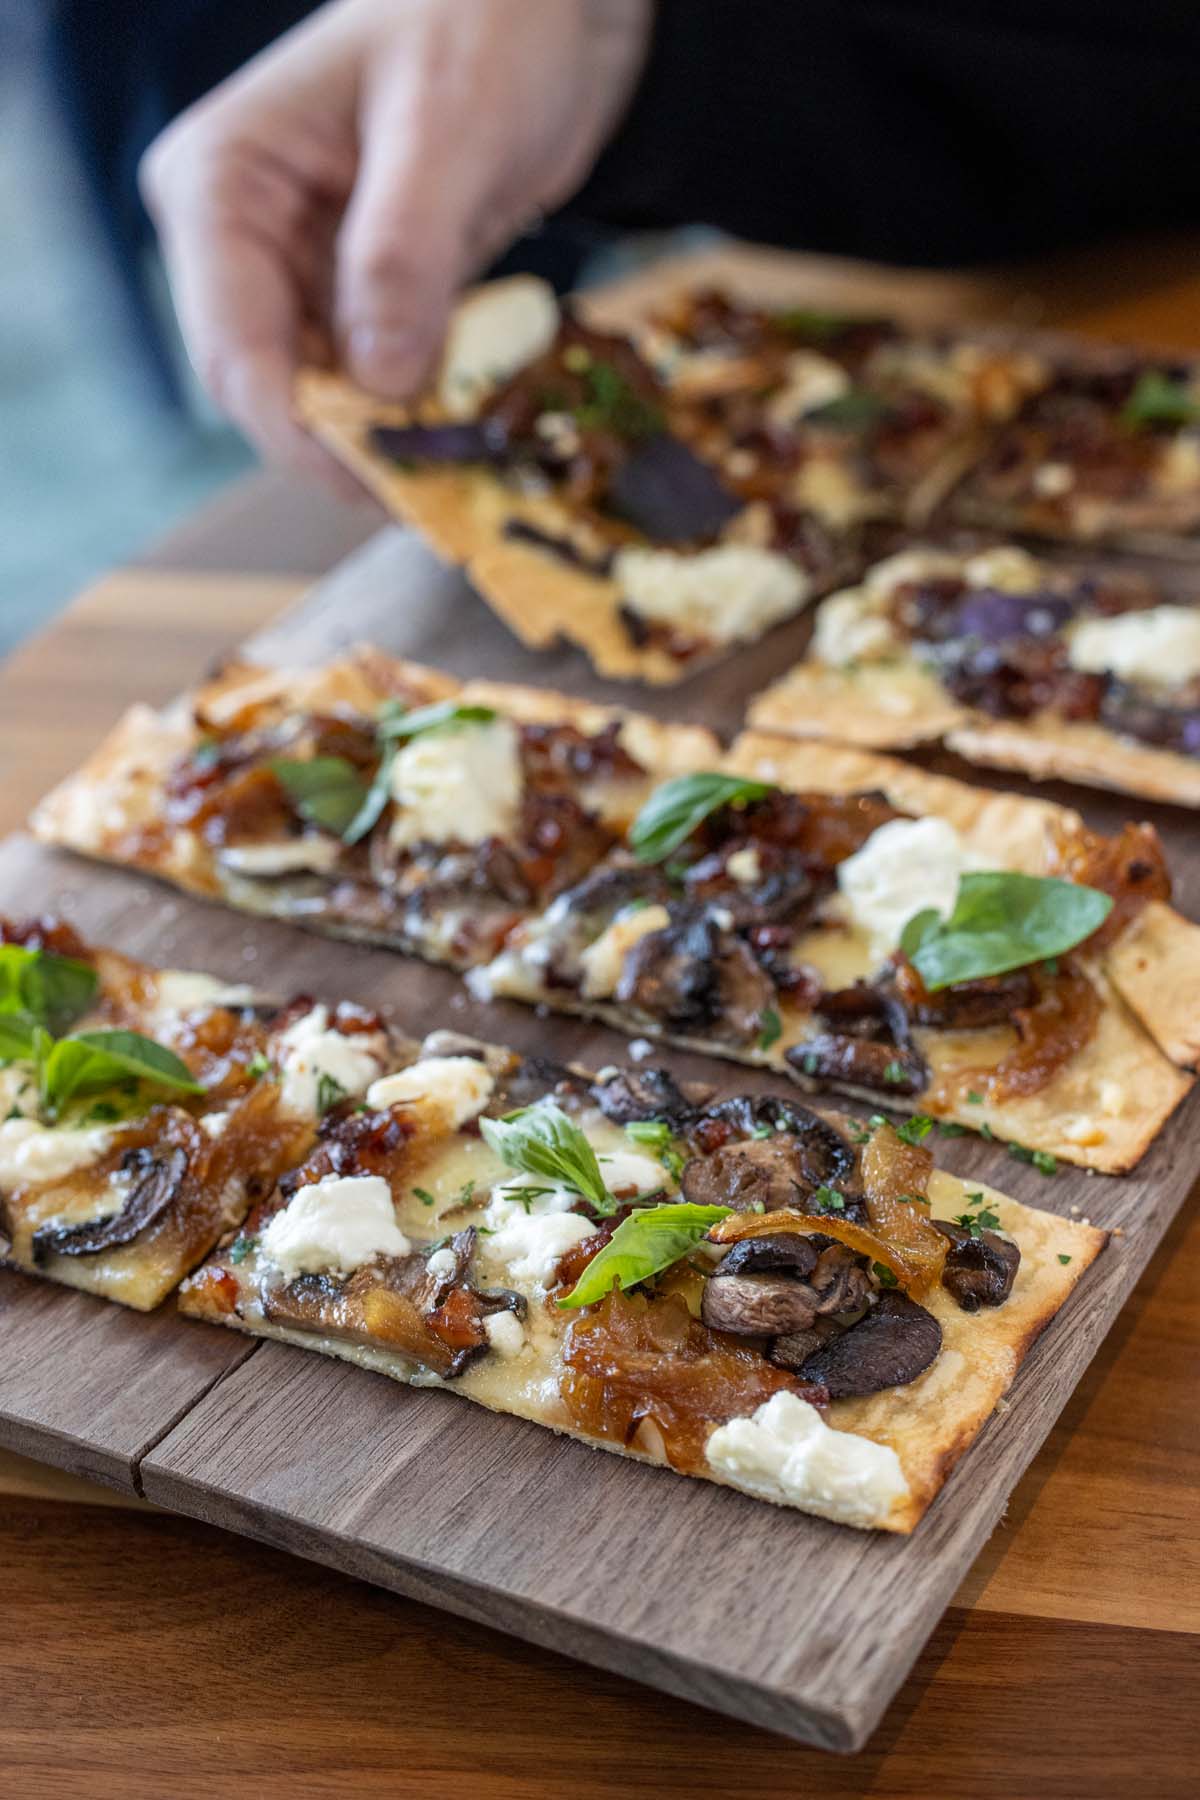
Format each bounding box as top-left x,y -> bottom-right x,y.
336,64 -> 484,398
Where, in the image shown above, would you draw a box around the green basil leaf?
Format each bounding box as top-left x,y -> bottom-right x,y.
804,387 -> 891,428
629,772 -> 771,864
0,1011 -> 37,1064
376,699 -> 497,741
902,872 -> 1113,993
557,1202 -> 732,1309
570,359 -> 664,441
481,1103 -> 615,1216
341,743 -> 398,847
270,756 -> 367,836
41,1029 -> 205,1115
774,307 -> 852,342
1121,370 -> 1200,430
0,944 -> 98,1035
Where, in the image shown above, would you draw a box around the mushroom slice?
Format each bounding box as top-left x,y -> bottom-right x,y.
614,908 -> 775,1046
31,1145 -> 189,1262
701,1094 -> 857,1187
700,1271 -> 820,1337
795,1290 -> 943,1398
681,1128 -> 863,1218
593,1066 -> 701,1130
712,1234 -> 819,1280
788,1032 -> 929,1097
934,1220 -> 1021,1311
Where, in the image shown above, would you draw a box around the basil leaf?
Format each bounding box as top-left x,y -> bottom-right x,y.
805,387 -> 890,428
41,1029 -> 205,1115
0,1011 -> 37,1064
570,359 -> 664,441
270,756 -> 367,836
629,772 -> 771,864
0,944 -> 98,1035
775,307 -> 851,342
481,1103 -> 615,1216
900,872 -> 1113,992
1121,370 -> 1200,430
376,699 -> 497,741
557,1202 -> 732,1309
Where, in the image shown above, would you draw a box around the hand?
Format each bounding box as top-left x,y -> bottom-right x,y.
140,0 -> 651,485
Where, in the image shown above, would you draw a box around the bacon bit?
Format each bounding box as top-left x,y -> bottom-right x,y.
560,1289 -> 826,1476
711,1204 -> 945,1298
1048,820 -> 1171,951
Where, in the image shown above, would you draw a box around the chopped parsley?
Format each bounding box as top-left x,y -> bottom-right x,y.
624,1118 -> 685,1182
316,1072 -> 348,1116
229,1234 -> 259,1265
1057,1253 -> 1073,1265
966,1090 -> 984,1106
757,1006 -> 783,1052
894,1113 -> 934,1147
1007,1142 -> 1058,1176
246,1050 -> 273,1079
951,1195 -> 1002,1238
937,1120 -> 967,1138
810,1185 -> 846,1214
412,1187 -> 437,1207
882,1060 -> 908,1086
872,1261 -> 900,1288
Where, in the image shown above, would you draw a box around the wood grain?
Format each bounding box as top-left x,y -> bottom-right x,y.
3,238 -> 1200,1788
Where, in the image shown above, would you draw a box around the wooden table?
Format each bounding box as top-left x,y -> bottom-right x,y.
3,241 -> 1200,1797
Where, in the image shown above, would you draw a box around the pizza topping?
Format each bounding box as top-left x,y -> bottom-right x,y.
898,870 -> 1113,991
690,1093 -> 859,1189
711,1204 -> 943,1299
273,1003 -> 389,1117
1046,819 -> 1171,948
836,816 -> 993,964
786,1289 -> 942,1399
258,1171 -> 411,1279
970,965 -> 1102,1102
605,433 -> 744,543
705,1390 -> 909,1527
613,906 -> 776,1047
1067,604 -> 1200,689
933,1217 -> 1021,1311
366,1056 -> 495,1131
31,1140 -> 190,1262
613,544 -> 807,647
386,717 -> 523,852
436,274 -> 560,416
591,1064 -> 701,1133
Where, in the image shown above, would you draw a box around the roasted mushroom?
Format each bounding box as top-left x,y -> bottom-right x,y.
615,908 -> 775,1045
701,1271 -> 822,1337
31,1144 -> 189,1262
700,1095 -> 858,1188
591,1065 -> 701,1130
795,1290 -> 942,1398
934,1219 -> 1021,1310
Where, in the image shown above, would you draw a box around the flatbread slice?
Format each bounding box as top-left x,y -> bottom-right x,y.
296,277 -> 859,685
748,545 -> 1200,807
179,1030 -> 1105,1533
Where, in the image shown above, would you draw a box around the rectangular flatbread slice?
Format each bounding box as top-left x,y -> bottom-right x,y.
748,545 -> 1200,807
179,1030 -> 1105,1533
32,647 -> 717,965
295,277 -> 861,684
0,918 -> 417,1307
476,733 -> 1197,1173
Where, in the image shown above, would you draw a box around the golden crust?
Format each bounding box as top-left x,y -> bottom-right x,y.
945,715 -> 1200,810
456,673 -> 718,772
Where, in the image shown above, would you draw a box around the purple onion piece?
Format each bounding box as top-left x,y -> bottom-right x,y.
368,419 -> 509,465
948,588 -> 1075,644
607,433 -> 743,544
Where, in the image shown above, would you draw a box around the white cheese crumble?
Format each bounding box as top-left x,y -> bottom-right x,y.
595,1149 -> 670,1197
387,718 -> 522,851
438,275 -> 559,417
1067,605 -> 1200,690
613,545 -> 808,645
425,1246 -> 460,1279
961,545 -> 1043,593
0,1066 -> 39,1121
152,970 -> 256,1020
0,1118 -> 118,1188
275,1004 -> 388,1117
481,1144 -> 664,1288
258,1173 -> 411,1280
579,903 -> 671,999
705,1390 -> 909,1527
483,1310 -> 526,1359
765,350 -> 850,425
812,587 -> 898,666
365,1055 -> 495,1129
725,845 -> 762,885
836,816 -> 992,963
218,837 -> 342,877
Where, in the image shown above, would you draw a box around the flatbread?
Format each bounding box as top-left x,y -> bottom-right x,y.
179,1032 -> 1106,1533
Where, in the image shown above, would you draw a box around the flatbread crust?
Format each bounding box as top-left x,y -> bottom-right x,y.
179,1035 -> 1105,1533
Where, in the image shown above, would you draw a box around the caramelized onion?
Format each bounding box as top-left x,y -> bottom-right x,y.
1047,820 -> 1171,951
560,1289 -> 825,1476
859,1122 -> 946,1287
710,1204 -> 945,1298
979,965 -> 1101,1101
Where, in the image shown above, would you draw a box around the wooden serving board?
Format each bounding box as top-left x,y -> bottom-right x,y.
0,492 -> 1196,1748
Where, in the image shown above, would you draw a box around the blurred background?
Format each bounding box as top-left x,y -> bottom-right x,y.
0,1 -> 253,654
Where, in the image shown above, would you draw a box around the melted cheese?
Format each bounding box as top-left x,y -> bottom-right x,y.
366,1055 -> 495,1130
594,1149 -> 669,1198
151,970 -> 256,1024
812,587 -> 898,666
705,1390 -> 909,1527
614,545 -> 807,644
836,816 -> 991,963
218,837 -> 342,877
579,904 -> 671,999
0,1118 -> 118,1188
274,1004 -> 388,1116
1067,605 -> 1200,689
258,1173 -> 410,1280
387,719 -> 522,851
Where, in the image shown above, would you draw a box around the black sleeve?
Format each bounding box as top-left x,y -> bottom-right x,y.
569,0 -> 1200,266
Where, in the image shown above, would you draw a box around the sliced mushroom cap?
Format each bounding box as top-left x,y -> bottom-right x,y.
32,1145 -> 189,1262
712,1234 -> 819,1280
592,1066 -> 701,1130
769,1316 -> 841,1371
787,1033 -> 928,1098
808,1241 -> 872,1317
907,968 -> 1037,1030
702,1095 -> 857,1188
682,1135 -> 818,1213
701,1271 -> 820,1337
934,1220 -> 1021,1311
614,908 -> 775,1045
795,1289 -> 943,1398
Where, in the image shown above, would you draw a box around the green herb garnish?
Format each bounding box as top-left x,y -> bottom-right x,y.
270,755 -> 367,837
966,1090 -> 984,1105
951,1196 -> 1002,1238
1057,1253 -> 1072,1265
774,307 -> 851,342
893,1113 -> 934,1147
412,1187 -> 437,1207
316,1072 -> 348,1116
0,944 -> 98,1041
937,1120 -> 967,1137
624,1119 -> 685,1182
557,1202 -> 732,1309
482,1103 -> 616,1217
246,1050 -> 273,1079
758,1006 -> 783,1052
872,1261 -> 900,1288
341,700 -> 498,846
1007,1141 -> 1057,1176
805,387 -> 890,428
36,1028 -> 204,1120
811,1185 -> 846,1214
882,1060 -> 908,1086
571,359 -> 664,441
900,872 -> 1112,993
1121,370 -> 1200,430
628,773 -> 771,864
229,1234 -> 259,1265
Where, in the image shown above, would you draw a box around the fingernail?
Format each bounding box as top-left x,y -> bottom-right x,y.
347,325 -> 433,397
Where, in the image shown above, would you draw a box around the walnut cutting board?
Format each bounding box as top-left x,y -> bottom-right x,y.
1,243 -> 1199,1752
